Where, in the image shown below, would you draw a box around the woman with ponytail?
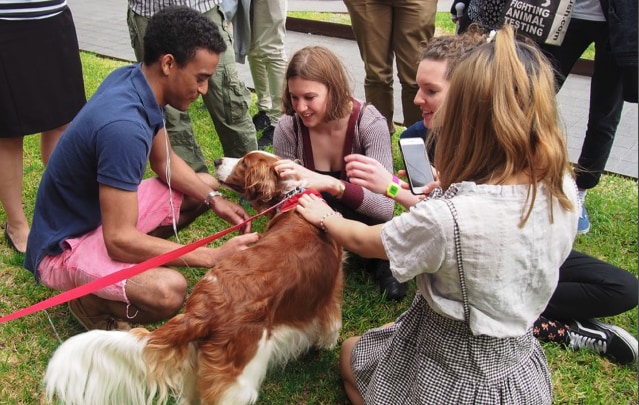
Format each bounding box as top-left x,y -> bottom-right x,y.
295,25 -> 579,404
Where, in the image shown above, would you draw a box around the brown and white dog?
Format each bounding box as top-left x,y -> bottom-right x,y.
44,151 -> 344,405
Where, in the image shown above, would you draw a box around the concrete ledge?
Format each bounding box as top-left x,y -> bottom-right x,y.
285,17 -> 594,77
287,17 -> 355,41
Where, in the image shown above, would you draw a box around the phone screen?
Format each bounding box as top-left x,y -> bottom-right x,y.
399,140 -> 434,194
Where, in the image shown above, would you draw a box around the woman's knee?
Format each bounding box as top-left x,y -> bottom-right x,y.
340,336 -> 359,378
340,336 -> 365,405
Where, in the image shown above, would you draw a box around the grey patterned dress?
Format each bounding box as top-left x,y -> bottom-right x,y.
351,294 -> 552,404
349,180 -> 579,404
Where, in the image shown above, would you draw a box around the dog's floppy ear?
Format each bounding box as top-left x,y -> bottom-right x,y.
243,159 -> 282,205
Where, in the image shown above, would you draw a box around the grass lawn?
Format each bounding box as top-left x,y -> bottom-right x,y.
0,29 -> 634,404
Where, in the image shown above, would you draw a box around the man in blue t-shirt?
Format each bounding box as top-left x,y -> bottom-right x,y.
24,7 -> 259,331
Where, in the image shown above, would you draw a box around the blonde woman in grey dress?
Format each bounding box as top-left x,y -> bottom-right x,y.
294,25 -> 579,404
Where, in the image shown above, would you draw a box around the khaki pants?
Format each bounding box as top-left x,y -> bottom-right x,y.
343,0 -> 437,132
247,0 -> 287,125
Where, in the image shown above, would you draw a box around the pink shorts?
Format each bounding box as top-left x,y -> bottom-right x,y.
38,178 -> 183,304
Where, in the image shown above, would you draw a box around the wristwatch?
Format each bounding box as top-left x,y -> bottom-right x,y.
385,176 -> 400,199
204,190 -> 223,208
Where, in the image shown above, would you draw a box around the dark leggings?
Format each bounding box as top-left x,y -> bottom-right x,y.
535,250 -> 638,343
539,19 -> 624,190
544,250 -> 638,320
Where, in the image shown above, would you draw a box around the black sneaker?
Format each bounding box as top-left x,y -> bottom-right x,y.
252,111 -> 271,131
258,125 -> 274,149
567,319 -> 638,365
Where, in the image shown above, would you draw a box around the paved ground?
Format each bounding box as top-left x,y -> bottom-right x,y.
67,0 -> 637,178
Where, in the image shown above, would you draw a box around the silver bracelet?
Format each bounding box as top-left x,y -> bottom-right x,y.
204,190 -> 223,208
319,211 -> 342,232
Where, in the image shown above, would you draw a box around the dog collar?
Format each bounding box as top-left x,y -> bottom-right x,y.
279,188 -> 323,212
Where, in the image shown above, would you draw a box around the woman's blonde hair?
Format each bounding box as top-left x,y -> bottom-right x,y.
431,25 -> 574,225
282,46 -> 353,121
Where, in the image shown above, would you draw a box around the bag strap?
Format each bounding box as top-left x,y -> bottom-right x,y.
300,99 -> 362,180
443,198 -> 471,323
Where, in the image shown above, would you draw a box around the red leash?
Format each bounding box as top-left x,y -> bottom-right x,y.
0,192 -> 301,326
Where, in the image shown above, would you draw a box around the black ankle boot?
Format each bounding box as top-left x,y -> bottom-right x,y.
373,260 -> 407,301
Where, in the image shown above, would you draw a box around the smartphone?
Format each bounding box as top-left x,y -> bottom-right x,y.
398,137 -> 435,195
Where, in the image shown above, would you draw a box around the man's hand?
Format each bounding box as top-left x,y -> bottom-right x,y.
210,197 -> 252,233
216,232 -> 260,256
201,232 -> 260,267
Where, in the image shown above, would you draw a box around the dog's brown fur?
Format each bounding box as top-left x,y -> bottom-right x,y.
141,151 -> 344,403
44,151 -> 344,405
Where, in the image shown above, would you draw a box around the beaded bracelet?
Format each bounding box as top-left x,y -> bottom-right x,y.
319,211 -> 342,232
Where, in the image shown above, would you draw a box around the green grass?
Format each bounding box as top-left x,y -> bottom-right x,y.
0,49 -> 635,403
287,11 -> 595,60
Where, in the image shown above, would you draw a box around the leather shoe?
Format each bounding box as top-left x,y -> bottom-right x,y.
252,110 -> 271,131
374,260 -> 407,301
4,224 -> 26,254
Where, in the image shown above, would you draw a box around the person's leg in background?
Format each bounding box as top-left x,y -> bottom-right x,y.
392,0 -> 436,128
540,19 -> 624,234
533,250 -> 638,365
344,0 -> 395,134
574,27 -> 623,223
202,6 -> 258,158
546,251 -> 638,321
0,122 -> 66,252
163,107 -> 210,173
0,137 -> 29,252
126,8 -> 211,173
1,8 -> 84,254
247,0 -> 287,148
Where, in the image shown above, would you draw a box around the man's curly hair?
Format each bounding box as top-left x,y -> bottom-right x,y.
143,6 -> 226,67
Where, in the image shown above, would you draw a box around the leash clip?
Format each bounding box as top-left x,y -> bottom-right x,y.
283,186 -> 305,199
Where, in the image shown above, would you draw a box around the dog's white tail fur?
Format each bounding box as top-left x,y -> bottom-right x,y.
44,329 -> 196,405
44,328 -> 281,405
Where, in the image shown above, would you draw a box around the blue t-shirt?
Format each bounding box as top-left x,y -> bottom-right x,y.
24,64 -> 164,278
400,120 -> 427,141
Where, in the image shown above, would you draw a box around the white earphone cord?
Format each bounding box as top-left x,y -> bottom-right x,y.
163,119 -> 180,243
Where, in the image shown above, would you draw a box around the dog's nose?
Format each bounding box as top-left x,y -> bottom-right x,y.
213,158 -> 223,168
